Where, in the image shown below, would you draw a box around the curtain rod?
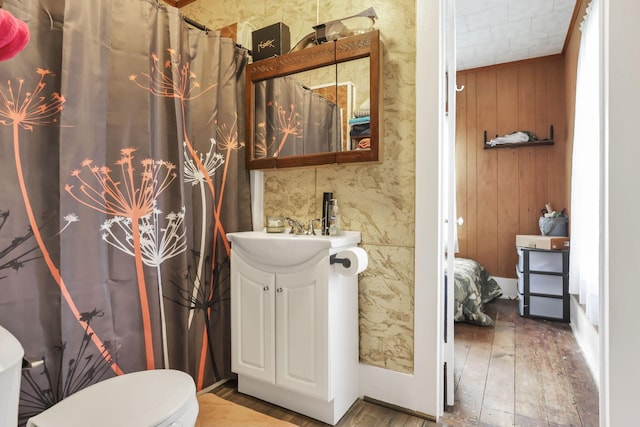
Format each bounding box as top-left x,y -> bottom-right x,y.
181,15 -> 250,54
183,16 -> 209,32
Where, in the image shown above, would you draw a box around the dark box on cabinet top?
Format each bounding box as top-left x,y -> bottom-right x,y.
252,22 -> 290,61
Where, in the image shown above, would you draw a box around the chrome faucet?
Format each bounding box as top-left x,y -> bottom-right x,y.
286,217 -> 306,235
285,217 -> 322,235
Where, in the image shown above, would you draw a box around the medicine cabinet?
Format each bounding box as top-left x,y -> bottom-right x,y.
245,30 -> 383,169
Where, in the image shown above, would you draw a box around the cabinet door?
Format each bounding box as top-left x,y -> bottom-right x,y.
231,252 -> 276,384
275,258 -> 330,400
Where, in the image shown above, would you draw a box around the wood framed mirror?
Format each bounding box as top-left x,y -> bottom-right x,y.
245,30 -> 382,169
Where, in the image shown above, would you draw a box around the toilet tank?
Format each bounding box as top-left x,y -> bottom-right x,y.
0,325 -> 24,427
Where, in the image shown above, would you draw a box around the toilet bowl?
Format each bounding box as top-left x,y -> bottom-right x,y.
0,326 -> 199,427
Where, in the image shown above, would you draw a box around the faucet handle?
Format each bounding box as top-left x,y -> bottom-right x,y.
285,217 -> 298,234
308,218 -> 322,235
286,217 -> 306,234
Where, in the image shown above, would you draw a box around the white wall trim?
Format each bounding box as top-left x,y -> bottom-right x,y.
570,295 -> 600,388
602,1 -> 640,425
414,0 -> 443,418
357,0 -> 443,418
494,276 -> 518,300
358,364 -> 420,409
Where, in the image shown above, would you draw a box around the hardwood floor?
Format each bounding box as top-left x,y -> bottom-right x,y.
210,299 -> 598,426
442,299 -> 599,427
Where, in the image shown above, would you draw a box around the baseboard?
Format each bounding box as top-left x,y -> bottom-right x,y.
362,396 -> 436,422
570,295 -> 600,389
358,363 -> 438,418
198,378 -> 230,395
493,276 -> 518,300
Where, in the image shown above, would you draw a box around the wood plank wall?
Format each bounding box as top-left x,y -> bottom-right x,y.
456,56 -> 568,279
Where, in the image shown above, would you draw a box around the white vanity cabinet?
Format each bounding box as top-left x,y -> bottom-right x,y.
227,231 -> 365,425
231,252 -> 330,400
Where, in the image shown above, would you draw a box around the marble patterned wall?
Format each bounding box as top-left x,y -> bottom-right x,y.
180,0 -> 417,374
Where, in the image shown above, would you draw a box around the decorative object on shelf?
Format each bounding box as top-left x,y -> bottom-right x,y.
265,215 -> 285,233
483,125 -> 554,149
290,7 -> 378,51
313,7 -> 378,43
539,202 -> 568,236
251,22 -> 290,62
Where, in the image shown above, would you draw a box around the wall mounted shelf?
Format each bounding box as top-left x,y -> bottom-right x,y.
483,125 -> 554,149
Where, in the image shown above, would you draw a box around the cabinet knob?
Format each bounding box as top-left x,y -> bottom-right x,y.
276,287 -> 283,293
263,286 -> 269,291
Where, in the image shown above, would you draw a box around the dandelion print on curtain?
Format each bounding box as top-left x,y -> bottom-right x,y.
0,0 -> 251,423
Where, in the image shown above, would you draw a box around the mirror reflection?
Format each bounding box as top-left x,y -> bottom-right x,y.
252,59 -> 370,158
339,57 -> 370,151
253,65 -> 341,158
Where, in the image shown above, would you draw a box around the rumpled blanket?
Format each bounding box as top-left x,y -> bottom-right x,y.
447,258 -> 502,326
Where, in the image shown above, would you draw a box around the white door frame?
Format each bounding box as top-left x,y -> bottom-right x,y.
358,0 -> 445,417
413,0 -> 446,417
442,0 -> 457,408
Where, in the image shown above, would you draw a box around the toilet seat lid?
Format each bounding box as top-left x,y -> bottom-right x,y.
27,369 -> 198,427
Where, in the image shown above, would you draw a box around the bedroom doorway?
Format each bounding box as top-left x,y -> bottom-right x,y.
444,0 -> 602,425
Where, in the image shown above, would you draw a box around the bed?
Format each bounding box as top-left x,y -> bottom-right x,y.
449,257 -> 502,326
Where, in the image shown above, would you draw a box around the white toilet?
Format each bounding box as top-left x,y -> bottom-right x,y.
0,325 -> 199,427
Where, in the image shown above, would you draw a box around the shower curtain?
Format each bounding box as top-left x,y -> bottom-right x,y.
0,0 -> 251,423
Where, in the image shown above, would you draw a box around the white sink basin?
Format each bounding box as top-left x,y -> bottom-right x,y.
227,230 -> 361,267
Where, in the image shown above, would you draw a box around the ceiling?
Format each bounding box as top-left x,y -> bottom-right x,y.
456,0 -> 577,71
